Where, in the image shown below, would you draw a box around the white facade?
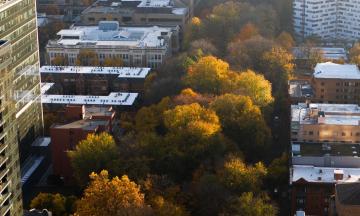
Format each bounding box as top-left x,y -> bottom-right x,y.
293,0 -> 360,41
46,22 -> 180,68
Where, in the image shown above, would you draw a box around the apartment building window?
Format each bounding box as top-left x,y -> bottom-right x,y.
309,131 -> 314,135
321,82 -> 325,86
336,82 -> 340,86
356,132 -> 360,136
342,132 -> 346,136
321,89 -> 324,92
344,82 -> 349,86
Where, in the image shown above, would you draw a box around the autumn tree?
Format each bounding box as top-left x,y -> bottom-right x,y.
189,39 -> 218,57
236,70 -> 274,107
222,192 -> 277,216
217,155 -> 267,193
75,170 -> 151,216
350,43 -> 360,65
184,17 -> 203,48
67,133 -> 119,185
163,103 -> 221,138
234,22 -> 259,42
185,56 -> 233,94
75,49 -> 99,66
30,193 -> 76,216
103,57 -> 124,67
227,36 -> 275,71
173,88 -> 213,106
51,56 -> 68,66
210,94 -> 271,159
276,31 -> 295,50
260,47 -> 294,90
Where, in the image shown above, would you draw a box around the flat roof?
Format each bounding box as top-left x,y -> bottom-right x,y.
41,82 -> 55,94
336,183 -> 360,205
291,103 -> 360,126
291,165 -> 360,184
53,24 -> 175,48
313,62 -> 360,79
42,92 -> 138,106
40,66 -> 151,78
137,0 -> 171,7
53,119 -> 109,130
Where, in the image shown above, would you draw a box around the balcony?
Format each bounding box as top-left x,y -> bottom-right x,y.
0,204 -> 10,216
0,181 -> 9,194
0,193 -> 10,206
0,169 -> 9,183
0,157 -> 7,169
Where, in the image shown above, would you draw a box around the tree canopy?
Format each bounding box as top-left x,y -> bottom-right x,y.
75,170 -> 151,216
67,133 -> 119,185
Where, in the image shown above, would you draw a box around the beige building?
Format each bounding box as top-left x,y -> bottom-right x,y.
80,0 -> 190,28
291,103 -> 360,143
333,183 -> 360,216
46,21 -> 180,68
311,62 -> 360,104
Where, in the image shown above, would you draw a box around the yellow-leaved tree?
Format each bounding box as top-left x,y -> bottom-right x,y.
185,56 -> 233,94
236,70 -> 274,107
75,170 -> 151,216
163,103 -> 221,138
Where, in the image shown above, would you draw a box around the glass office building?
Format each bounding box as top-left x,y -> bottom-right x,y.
0,0 -> 43,215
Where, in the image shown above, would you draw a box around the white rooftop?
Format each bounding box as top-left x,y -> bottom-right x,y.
291,103 -> 360,126
40,82 -> 55,94
42,92 -> 138,106
53,24 -> 174,48
313,62 -> 360,79
137,0 -> 172,7
40,66 -> 151,78
291,165 -> 360,184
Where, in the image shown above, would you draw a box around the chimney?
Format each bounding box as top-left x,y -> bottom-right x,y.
334,169 -> 344,181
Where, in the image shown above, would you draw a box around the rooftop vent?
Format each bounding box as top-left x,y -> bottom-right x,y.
334,169 -> 344,181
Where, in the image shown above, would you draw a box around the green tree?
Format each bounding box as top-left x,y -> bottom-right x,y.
30,193 -> 67,216
222,192 -> 277,216
67,133 -> 118,185
75,170 -> 151,216
236,70 -> 274,107
217,155 -> 267,193
210,94 -> 271,159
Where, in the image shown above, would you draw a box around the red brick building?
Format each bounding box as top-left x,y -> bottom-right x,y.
50,105 -> 115,184
290,165 -> 360,216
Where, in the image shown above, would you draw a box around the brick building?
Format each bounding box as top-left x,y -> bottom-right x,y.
311,62 -> 360,104
40,66 -> 151,95
290,165 -> 360,215
50,105 -> 116,184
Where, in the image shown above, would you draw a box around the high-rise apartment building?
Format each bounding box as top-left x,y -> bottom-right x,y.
0,0 -> 43,215
293,0 -> 360,41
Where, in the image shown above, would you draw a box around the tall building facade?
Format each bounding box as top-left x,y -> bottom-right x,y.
293,0 -> 360,41
0,0 -> 43,215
